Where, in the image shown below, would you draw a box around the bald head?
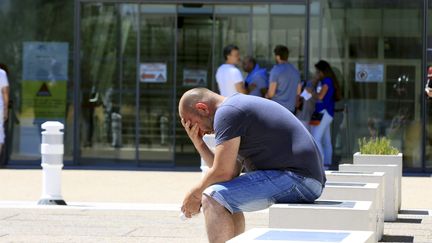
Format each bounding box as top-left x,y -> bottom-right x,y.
179,88 -> 224,135
179,88 -> 223,119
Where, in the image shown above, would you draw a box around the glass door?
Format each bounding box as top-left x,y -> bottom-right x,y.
425,0 -> 432,171
138,5 -> 176,163
80,3 -> 138,162
175,4 -> 214,165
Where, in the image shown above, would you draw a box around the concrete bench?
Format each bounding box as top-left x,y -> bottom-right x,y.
353,153 -> 402,210
338,164 -> 399,222
227,228 -> 375,243
269,200 -> 375,233
319,182 -> 383,241
324,171 -> 395,221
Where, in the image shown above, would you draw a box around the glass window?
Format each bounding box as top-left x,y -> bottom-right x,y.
0,1 -> 74,163
80,3 -> 139,161
310,0 -> 424,169
269,4 -> 306,77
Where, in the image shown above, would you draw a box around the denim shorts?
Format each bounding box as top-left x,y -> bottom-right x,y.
203,170 -> 323,214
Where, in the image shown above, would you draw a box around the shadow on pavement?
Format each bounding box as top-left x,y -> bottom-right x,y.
380,235 -> 414,242
393,218 -> 423,224
399,210 -> 429,215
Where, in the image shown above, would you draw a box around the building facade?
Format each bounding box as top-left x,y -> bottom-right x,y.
1,0 -> 432,172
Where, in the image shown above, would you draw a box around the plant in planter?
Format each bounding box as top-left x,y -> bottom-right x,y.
354,137 -> 402,164
358,137 -> 399,155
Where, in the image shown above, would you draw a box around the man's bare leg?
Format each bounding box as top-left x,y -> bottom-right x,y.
233,212 -> 245,236
202,194 -> 237,243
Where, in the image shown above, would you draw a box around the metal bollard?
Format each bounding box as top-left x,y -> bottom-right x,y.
111,112 -> 122,148
160,115 -> 169,145
38,121 -> 67,205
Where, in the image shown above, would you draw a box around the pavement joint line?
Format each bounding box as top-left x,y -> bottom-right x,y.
0,201 -> 270,214
122,227 -> 140,237
1,213 -> 19,220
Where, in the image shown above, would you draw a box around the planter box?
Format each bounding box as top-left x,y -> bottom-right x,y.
353,152 -> 402,167
353,152 -> 402,210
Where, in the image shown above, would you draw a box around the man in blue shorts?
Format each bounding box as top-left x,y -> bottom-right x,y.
179,88 -> 325,243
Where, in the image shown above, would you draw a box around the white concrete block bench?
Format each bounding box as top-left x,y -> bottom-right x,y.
319,182 -> 383,241
324,171 -> 396,221
353,152 -> 403,210
339,164 -> 399,222
269,200 -> 376,234
227,228 -> 375,243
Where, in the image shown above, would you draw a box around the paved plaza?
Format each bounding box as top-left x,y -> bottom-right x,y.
0,169 -> 431,242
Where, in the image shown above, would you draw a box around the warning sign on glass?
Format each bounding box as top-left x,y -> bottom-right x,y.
355,63 -> 384,83
140,63 -> 167,83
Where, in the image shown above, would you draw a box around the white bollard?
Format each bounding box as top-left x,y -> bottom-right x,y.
38,121 -> 66,205
200,134 -> 216,177
227,228 -> 375,243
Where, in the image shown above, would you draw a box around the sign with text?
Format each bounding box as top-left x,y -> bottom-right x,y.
20,42 -> 68,156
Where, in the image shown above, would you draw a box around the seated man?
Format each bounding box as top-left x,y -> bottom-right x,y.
179,88 -> 326,243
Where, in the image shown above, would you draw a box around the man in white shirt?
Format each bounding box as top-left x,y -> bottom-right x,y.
0,64 -> 9,154
216,45 -> 247,97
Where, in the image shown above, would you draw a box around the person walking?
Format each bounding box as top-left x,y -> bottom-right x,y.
307,60 -> 341,167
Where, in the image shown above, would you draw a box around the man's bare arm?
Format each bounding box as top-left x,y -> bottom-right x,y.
181,136 -> 241,217
2,86 -> 9,121
181,119 -> 215,167
265,82 -> 277,98
196,136 -> 242,190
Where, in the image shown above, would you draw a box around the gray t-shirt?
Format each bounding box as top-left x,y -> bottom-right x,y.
269,63 -> 301,112
214,94 -> 326,185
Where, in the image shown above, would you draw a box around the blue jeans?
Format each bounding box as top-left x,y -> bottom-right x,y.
203,170 -> 323,214
311,109 -> 333,165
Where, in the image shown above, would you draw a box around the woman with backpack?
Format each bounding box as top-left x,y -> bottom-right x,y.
307,60 -> 341,167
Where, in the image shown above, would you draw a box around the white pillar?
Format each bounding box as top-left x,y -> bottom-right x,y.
38,121 -> 66,205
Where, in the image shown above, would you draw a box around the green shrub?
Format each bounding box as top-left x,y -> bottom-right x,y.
358,137 -> 400,155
